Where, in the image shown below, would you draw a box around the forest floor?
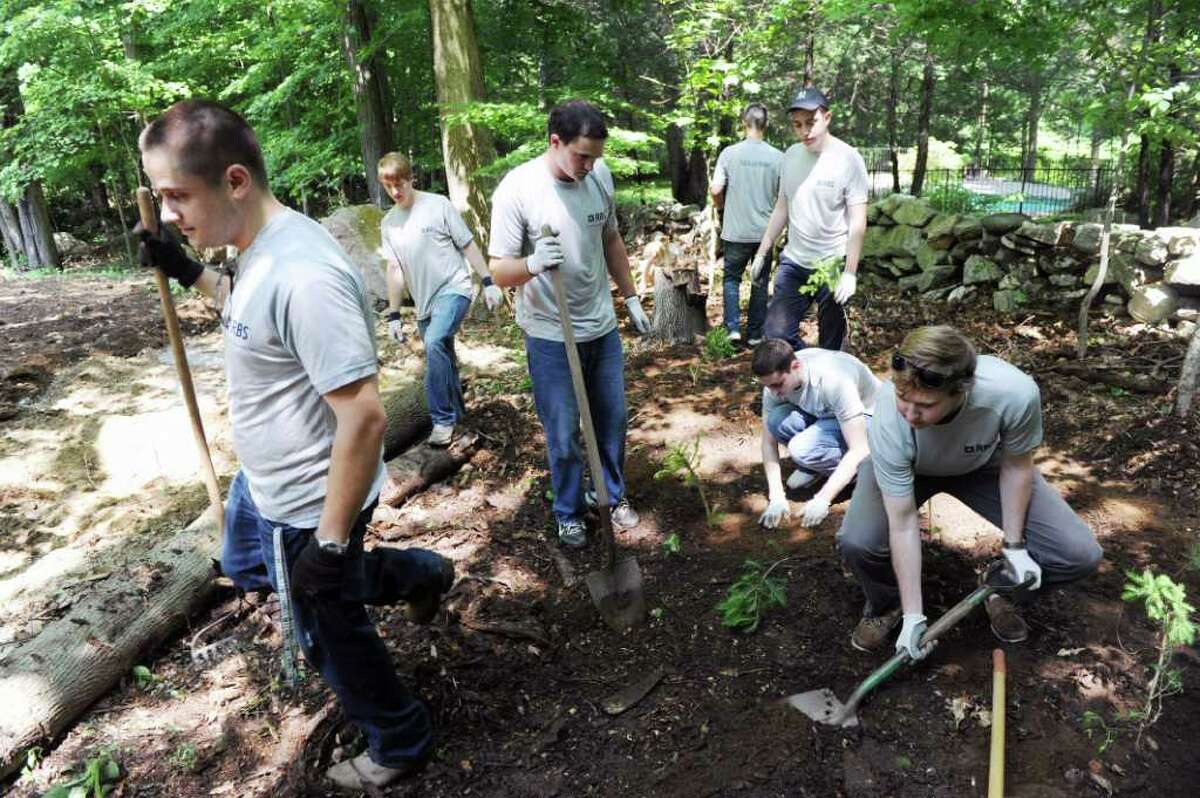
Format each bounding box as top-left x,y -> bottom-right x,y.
2,261 -> 1199,798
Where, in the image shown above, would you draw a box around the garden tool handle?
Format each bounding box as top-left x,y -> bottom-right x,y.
543,224 -> 616,568
135,187 -> 224,531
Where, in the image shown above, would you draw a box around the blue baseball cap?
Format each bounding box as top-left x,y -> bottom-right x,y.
787,87 -> 830,112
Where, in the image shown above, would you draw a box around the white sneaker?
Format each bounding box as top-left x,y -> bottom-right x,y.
584,491 -> 640,529
787,470 -> 819,490
428,424 -> 454,447
747,337 -> 763,347
728,330 -> 743,343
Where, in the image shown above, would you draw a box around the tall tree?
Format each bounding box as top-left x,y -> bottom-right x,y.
428,0 -> 496,239
343,0 -> 395,207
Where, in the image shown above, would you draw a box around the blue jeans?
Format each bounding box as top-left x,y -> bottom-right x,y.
763,255 -> 848,351
765,403 -> 856,476
525,328 -> 626,524
418,293 -> 471,427
722,240 -> 772,339
221,471 -> 446,767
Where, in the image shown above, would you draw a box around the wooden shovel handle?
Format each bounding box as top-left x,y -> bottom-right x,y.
135,188 -> 224,530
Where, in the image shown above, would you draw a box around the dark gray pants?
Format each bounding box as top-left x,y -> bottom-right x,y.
836,458 -> 1103,615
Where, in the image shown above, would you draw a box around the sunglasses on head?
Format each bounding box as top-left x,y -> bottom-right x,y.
891,353 -> 956,389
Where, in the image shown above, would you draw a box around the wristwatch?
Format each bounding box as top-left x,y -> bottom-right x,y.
315,536 -> 348,557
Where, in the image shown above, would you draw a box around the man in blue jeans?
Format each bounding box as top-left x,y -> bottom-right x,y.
710,103 -> 783,345
488,100 -> 651,547
752,339 -> 880,530
136,101 -> 452,791
750,87 -> 869,351
379,152 -> 504,447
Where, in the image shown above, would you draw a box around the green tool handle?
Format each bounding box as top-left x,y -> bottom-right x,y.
543,225 -> 616,568
836,574 -> 1032,723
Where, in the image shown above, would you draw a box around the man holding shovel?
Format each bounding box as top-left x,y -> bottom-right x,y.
487,99 -> 650,548
378,151 -> 504,447
136,100 -> 453,791
836,326 -> 1102,657
752,338 -> 881,530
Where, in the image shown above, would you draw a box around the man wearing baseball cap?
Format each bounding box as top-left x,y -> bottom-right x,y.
749,87 -> 868,351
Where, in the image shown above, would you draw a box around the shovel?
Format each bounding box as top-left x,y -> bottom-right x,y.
542,225 -> 645,632
786,564 -> 1033,727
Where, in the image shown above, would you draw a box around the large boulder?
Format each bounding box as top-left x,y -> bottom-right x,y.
862,226 -> 887,259
891,256 -> 918,273
1162,227 -> 1199,257
949,239 -> 982,262
1165,252 -> 1200,295
52,231 -> 88,258
916,243 -> 952,271
879,193 -> 915,218
924,213 -> 959,249
1000,233 -> 1041,256
952,216 -> 983,241
992,289 -> 1021,313
980,213 -> 1029,235
898,263 -> 957,293
1135,233 -> 1170,266
1071,222 -> 1139,256
963,255 -> 1004,286
320,205 -> 389,307
881,225 -> 924,258
891,198 -> 938,227
1127,282 -> 1179,324
1014,221 -> 1066,248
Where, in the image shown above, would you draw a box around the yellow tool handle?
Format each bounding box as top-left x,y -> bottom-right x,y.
988,648 -> 1006,798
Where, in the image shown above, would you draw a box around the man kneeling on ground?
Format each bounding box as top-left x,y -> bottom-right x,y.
753,338 -> 881,529
837,325 -> 1103,658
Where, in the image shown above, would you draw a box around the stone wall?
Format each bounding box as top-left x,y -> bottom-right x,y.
862,194 -> 1200,329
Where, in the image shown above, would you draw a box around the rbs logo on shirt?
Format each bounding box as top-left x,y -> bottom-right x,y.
223,316 -> 250,341
963,440 -> 996,455
586,209 -> 608,226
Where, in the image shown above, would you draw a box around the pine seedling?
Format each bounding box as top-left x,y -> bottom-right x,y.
716,557 -> 788,632
654,436 -> 719,525
1122,568 -> 1197,749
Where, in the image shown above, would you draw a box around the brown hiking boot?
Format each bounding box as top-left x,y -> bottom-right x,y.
985,594 -> 1028,643
850,607 -> 903,652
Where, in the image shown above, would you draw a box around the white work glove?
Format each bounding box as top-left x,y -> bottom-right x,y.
624,295 -> 651,334
526,234 -> 564,275
386,314 -> 407,343
799,495 -> 831,528
749,252 -> 767,282
834,271 -> 857,304
895,613 -> 932,661
483,283 -> 504,311
1002,545 -> 1042,591
758,497 -> 790,529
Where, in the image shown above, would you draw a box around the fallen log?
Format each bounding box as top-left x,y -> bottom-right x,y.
1049,362 -> 1170,395
381,378 -> 431,460
0,512 -> 222,779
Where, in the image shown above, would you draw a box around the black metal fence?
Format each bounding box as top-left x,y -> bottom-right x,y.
866,164 -> 1117,218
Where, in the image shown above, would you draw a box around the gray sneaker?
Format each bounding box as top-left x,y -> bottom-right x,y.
557,519 -> 587,548
584,491 -> 640,529
428,424 -> 454,447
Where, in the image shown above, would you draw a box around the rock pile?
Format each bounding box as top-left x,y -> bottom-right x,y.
862,194 -> 1200,327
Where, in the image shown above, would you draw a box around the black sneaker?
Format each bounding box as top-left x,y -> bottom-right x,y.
401,554 -> 455,625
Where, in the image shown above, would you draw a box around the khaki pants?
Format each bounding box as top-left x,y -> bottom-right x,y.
836,458 -> 1103,616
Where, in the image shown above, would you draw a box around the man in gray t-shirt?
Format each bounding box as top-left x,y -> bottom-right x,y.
378,152 -> 504,446
711,103 -> 783,345
752,339 -> 880,531
136,100 -> 452,790
835,326 -> 1101,659
488,100 -> 649,548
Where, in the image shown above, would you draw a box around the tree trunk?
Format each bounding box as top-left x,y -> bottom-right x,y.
0,199 -> 23,270
685,145 -> 709,206
667,123 -> 688,201
381,379 -> 432,460
15,182 -> 60,269
648,266 -> 708,345
1022,71 -> 1042,175
1088,127 -> 1104,204
0,513 -> 223,780
888,46 -> 902,193
1155,139 -> 1173,226
973,79 -> 989,169
1134,135 -> 1152,227
342,0 -> 395,208
428,0 -> 497,243
910,49 -> 935,197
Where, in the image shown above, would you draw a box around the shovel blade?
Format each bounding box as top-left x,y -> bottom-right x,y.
585,557 -> 646,632
785,688 -> 859,728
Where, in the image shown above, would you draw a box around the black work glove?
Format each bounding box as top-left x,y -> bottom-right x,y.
290,537 -> 346,599
133,221 -> 205,288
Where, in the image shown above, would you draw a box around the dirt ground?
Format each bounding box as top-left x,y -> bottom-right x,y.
2,263 -> 1199,798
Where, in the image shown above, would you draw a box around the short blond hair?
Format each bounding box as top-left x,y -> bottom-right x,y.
894,325 -> 976,396
377,152 -> 413,181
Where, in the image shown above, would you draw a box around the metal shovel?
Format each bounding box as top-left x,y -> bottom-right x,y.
786,566 -> 1033,727
543,226 -> 645,632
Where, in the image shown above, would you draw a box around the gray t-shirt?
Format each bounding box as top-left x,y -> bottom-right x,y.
712,139 -> 783,243
223,208 -> 387,527
488,156 -> 619,343
779,137 -> 869,265
869,355 -> 1044,497
762,348 -> 881,424
381,191 -> 475,321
